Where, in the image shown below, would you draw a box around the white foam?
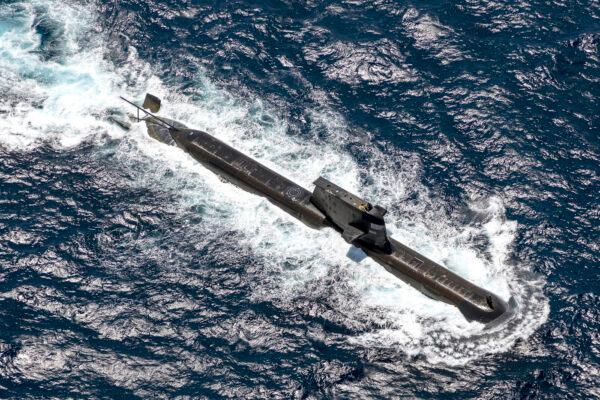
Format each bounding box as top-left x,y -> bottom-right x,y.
0,1 -> 151,150
0,1 -> 549,366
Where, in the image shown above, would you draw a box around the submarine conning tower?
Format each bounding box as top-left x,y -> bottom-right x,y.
308,178 -> 509,323
121,93 -> 512,324
310,177 -> 391,252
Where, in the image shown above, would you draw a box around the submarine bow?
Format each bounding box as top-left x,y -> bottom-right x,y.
122,94 -> 511,324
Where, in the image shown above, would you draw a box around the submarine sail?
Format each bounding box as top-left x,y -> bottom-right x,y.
122,94 -> 511,324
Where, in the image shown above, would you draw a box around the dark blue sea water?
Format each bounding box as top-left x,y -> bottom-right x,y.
0,0 -> 598,398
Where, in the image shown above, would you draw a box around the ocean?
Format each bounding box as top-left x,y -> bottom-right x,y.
0,0 -> 598,398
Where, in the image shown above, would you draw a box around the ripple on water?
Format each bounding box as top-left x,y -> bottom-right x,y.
3,0 -> 598,398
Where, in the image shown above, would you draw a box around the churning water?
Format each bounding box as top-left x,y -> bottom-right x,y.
1,1 -> 598,398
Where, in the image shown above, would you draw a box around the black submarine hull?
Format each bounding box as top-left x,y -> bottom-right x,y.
360,239 -> 507,322
172,128 -> 328,230
144,116 -> 509,324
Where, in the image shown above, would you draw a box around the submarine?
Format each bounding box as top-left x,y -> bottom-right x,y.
120,94 -> 511,324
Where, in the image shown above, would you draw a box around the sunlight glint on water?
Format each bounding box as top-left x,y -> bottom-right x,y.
0,0 -> 548,366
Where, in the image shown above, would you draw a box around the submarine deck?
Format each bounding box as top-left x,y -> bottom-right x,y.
165,126 -> 328,229
144,116 -> 509,324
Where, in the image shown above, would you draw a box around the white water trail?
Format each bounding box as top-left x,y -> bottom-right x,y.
0,0 -> 549,366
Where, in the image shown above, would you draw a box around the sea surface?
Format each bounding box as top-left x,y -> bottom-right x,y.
0,0 -> 598,398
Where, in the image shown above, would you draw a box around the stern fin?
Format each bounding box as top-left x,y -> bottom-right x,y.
143,93 -> 161,113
